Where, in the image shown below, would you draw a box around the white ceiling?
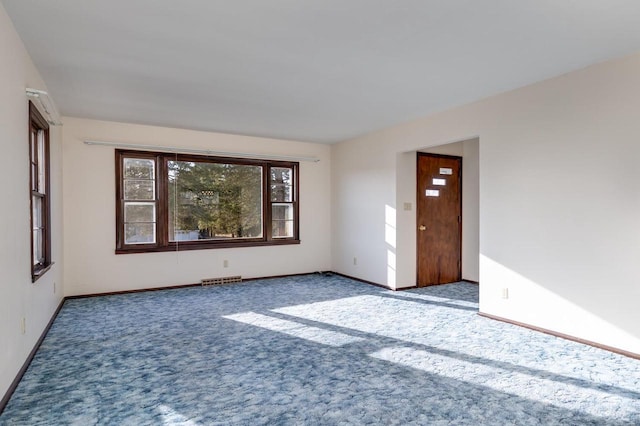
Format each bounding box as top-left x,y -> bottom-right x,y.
4,1 -> 640,143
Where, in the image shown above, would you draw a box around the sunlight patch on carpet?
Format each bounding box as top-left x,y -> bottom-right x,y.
158,405 -> 201,426
383,290 -> 479,308
369,346 -> 638,420
223,311 -> 364,347
273,294 -> 448,338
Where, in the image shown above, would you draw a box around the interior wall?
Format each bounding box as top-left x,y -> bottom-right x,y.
331,140 -> 396,286
420,139 -> 480,283
331,52 -> 640,354
62,117 -> 331,296
0,3 -> 64,400
394,139 -> 480,288
461,139 -> 480,282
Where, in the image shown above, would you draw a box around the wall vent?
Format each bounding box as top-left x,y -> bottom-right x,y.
201,276 -> 242,286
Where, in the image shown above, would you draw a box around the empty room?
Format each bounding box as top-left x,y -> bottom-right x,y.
1,1 -> 639,424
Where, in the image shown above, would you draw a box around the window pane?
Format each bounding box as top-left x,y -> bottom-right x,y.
270,184 -> 292,202
125,223 -> 156,244
168,161 -> 262,241
272,203 -> 293,220
270,168 -> 293,202
124,180 -> 155,200
33,229 -> 43,264
31,164 -> 38,192
38,131 -> 46,193
32,196 -> 43,228
272,220 -> 294,238
270,167 -> 292,185
30,131 -> 36,161
272,203 -> 294,238
124,158 -> 154,179
124,202 -> 155,222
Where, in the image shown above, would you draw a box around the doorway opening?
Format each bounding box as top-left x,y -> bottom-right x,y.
416,153 -> 462,286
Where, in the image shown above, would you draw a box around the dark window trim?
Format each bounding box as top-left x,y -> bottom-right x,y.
115,149 -> 300,254
29,101 -> 52,282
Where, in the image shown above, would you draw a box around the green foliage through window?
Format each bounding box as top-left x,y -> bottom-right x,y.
168,161 -> 262,241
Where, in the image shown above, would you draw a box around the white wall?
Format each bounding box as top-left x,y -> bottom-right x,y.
62,117 -> 331,296
0,3 -> 64,400
393,139 -> 480,288
332,52 -> 640,354
332,139 -> 396,285
333,136 -> 480,289
394,138 -> 480,287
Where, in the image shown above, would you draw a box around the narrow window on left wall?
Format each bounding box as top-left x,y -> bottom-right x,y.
29,101 -> 52,281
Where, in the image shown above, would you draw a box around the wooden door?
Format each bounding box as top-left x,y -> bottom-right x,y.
416,153 -> 462,286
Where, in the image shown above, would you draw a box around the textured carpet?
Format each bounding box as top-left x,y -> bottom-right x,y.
1,274 -> 639,425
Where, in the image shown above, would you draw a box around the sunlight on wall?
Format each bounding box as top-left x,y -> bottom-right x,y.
480,254 -> 639,349
480,253 -> 580,318
385,204 -> 397,287
385,205 -> 396,248
387,250 -> 396,287
480,254 -> 536,292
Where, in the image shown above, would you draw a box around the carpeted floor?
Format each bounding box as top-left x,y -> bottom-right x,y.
1,274 -> 639,425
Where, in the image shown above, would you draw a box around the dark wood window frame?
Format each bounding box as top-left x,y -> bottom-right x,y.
115,149 -> 300,254
29,101 -> 52,281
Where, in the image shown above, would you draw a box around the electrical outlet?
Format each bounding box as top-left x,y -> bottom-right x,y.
21,318 -> 26,334
353,257 -> 358,266
501,288 -> 509,299
223,260 -> 229,268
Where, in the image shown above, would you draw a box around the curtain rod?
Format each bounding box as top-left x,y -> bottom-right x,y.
83,140 -> 320,163
26,88 -> 63,126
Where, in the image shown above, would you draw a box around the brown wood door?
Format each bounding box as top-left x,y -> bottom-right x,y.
416,153 -> 462,286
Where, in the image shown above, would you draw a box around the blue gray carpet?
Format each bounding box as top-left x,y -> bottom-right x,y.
1,274 -> 639,425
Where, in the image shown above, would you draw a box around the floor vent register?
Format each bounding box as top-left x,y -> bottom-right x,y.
201,276 -> 243,286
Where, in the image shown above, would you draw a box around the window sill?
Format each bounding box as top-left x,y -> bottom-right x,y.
32,262 -> 54,283
115,239 -> 301,254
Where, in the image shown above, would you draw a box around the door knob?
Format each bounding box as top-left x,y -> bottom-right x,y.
419,225 -> 426,231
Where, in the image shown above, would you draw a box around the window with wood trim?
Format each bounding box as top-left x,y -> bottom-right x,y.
29,101 -> 52,281
115,150 -> 299,253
